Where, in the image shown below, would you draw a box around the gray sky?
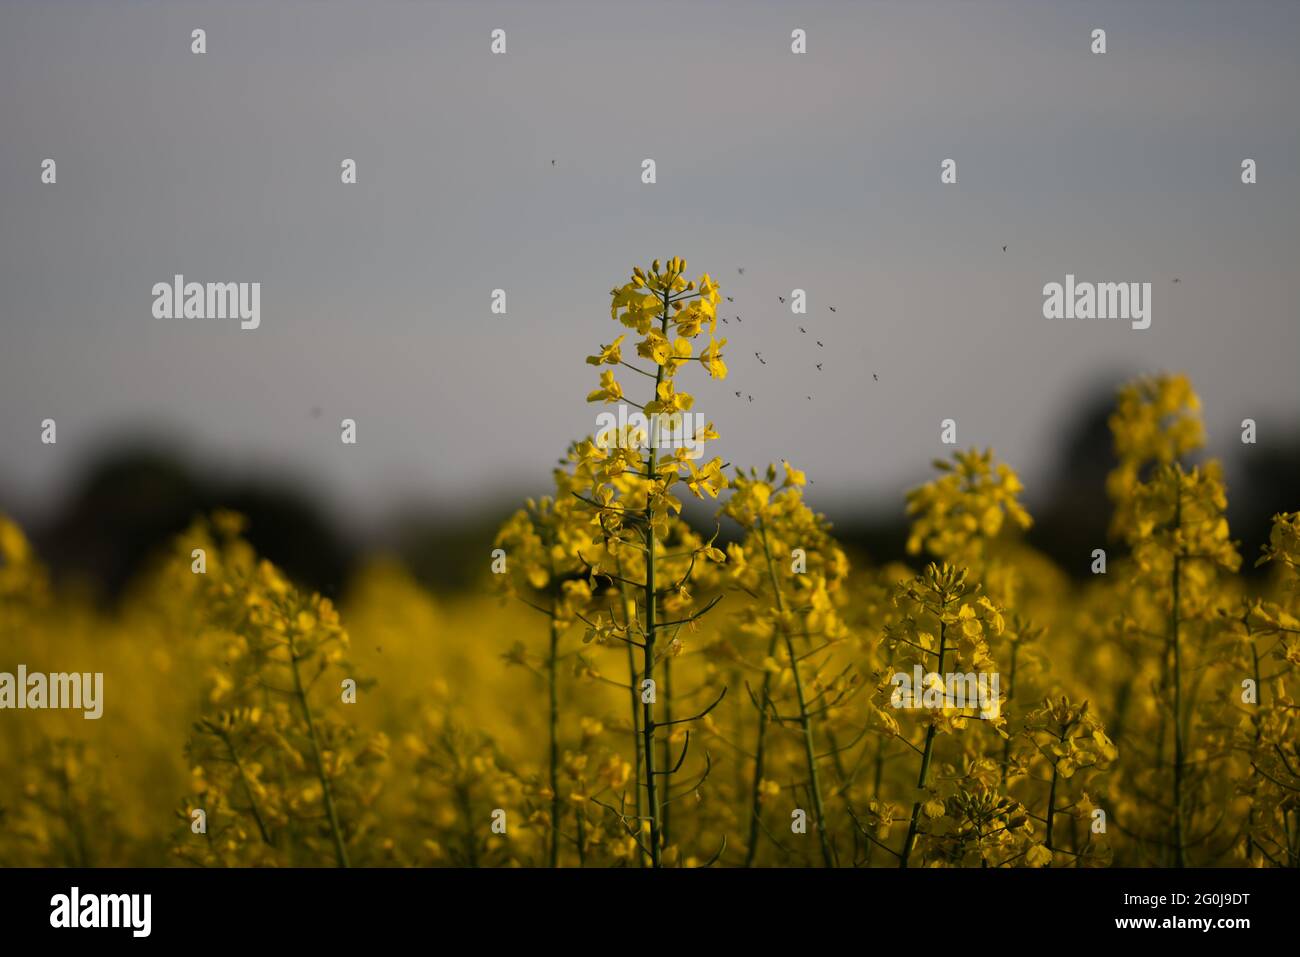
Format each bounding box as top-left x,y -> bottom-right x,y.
2,0 -> 1298,532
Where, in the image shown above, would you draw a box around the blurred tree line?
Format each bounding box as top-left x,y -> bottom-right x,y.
11,394 -> 1297,604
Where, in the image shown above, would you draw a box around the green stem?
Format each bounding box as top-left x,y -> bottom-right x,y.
455,783 -> 479,867
614,555 -> 645,865
743,630 -> 780,866
901,619 -> 947,868
220,731 -> 273,846
287,636 -> 350,868
638,286 -> 672,868
1000,641 -> 1018,788
662,655 -> 673,851
576,804 -> 587,867
864,735 -> 886,866
1045,725 -> 1064,854
758,522 -> 833,867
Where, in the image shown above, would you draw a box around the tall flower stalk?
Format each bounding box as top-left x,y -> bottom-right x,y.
172,513 -> 385,868
1105,375 -> 1240,867
721,462 -> 852,866
493,482 -> 597,866
577,258 -> 730,866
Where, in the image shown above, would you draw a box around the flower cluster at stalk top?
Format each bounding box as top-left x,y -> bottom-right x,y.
579,258 -> 729,538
